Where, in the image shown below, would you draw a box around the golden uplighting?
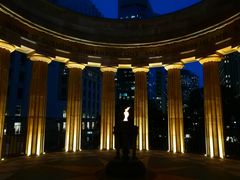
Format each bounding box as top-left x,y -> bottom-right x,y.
203,59 -> 225,158
167,67 -> 184,154
29,53 -> 52,64
87,62 -> 101,67
100,69 -> 116,150
216,46 -> 236,55
66,62 -> 85,69
199,54 -> 221,64
149,62 -> 162,68
54,56 -> 69,63
118,64 -> 132,69
0,40 -> 15,52
132,67 -> 149,73
100,67 -> 117,72
134,70 -> 149,151
64,67 -> 83,152
181,57 -> 196,64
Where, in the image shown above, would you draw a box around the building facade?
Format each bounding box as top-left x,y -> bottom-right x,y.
48,0 -> 102,17
118,0 -> 157,19
219,52 -> 240,97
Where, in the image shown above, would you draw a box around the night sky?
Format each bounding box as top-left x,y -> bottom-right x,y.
91,0 -> 201,18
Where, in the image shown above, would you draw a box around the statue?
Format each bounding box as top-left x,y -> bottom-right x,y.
106,106 -> 146,178
114,107 -> 138,160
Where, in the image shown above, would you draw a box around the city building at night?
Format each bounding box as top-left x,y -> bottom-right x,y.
0,0 -> 240,179
118,0 -> 157,19
219,52 -> 240,97
181,69 -> 199,103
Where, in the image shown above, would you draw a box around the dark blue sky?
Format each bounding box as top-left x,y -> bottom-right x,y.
91,0 -> 201,18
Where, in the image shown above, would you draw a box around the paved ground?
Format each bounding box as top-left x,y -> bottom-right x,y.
0,151 -> 240,180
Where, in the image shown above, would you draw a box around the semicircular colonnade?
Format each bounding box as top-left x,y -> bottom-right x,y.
0,0 -> 240,159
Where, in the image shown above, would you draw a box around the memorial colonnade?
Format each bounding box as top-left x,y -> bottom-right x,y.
0,40 -> 235,159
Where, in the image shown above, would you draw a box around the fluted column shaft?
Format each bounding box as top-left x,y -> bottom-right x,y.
65,63 -> 85,152
26,54 -> 51,156
166,64 -> 184,153
133,68 -> 149,151
100,67 -> 116,150
0,41 -> 15,158
200,55 -> 225,158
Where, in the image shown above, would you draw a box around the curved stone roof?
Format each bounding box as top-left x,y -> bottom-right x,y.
0,0 -> 239,67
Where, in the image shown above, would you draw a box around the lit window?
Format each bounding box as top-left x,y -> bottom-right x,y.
63,122 -> 66,130
131,15 -> 135,18
57,123 -> 61,132
82,122 -> 85,130
4,129 -> 6,135
15,105 -> 21,116
63,110 -> 66,118
185,134 -> 191,138
87,122 -> 90,129
14,122 -> 21,134
92,122 -> 95,129
87,131 -> 93,135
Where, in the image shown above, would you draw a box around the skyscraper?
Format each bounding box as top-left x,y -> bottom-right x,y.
118,0 -> 157,19
219,52 -> 240,97
148,68 -> 167,113
181,69 -> 199,104
48,0 -> 102,17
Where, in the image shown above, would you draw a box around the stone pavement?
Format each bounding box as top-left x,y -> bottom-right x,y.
0,151 -> 240,180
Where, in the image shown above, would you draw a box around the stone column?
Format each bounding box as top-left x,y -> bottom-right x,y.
200,55 -> 225,158
65,62 -> 85,152
100,67 -> 117,150
133,67 -> 149,151
0,41 -> 15,159
165,64 -> 184,153
26,54 -> 51,156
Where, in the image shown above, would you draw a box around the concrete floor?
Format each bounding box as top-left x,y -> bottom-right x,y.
0,151 -> 240,180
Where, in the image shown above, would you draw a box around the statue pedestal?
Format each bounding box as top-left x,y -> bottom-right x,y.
105,158 -> 146,178
105,121 -> 146,178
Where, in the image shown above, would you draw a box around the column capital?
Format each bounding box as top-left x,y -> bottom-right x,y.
132,67 -> 149,73
199,54 -> 222,65
0,40 -> 15,52
237,46 -> 240,53
100,67 -> 117,73
29,53 -> 52,64
66,62 -> 85,69
164,63 -> 184,71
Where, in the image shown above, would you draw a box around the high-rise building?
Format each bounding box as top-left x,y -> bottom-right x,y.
148,68 -> 167,113
118,0 -> 157,19
5,52 -> 31,136
181,69 -> 199,104
48,0 -> 102,17
219,52 -> 240,97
